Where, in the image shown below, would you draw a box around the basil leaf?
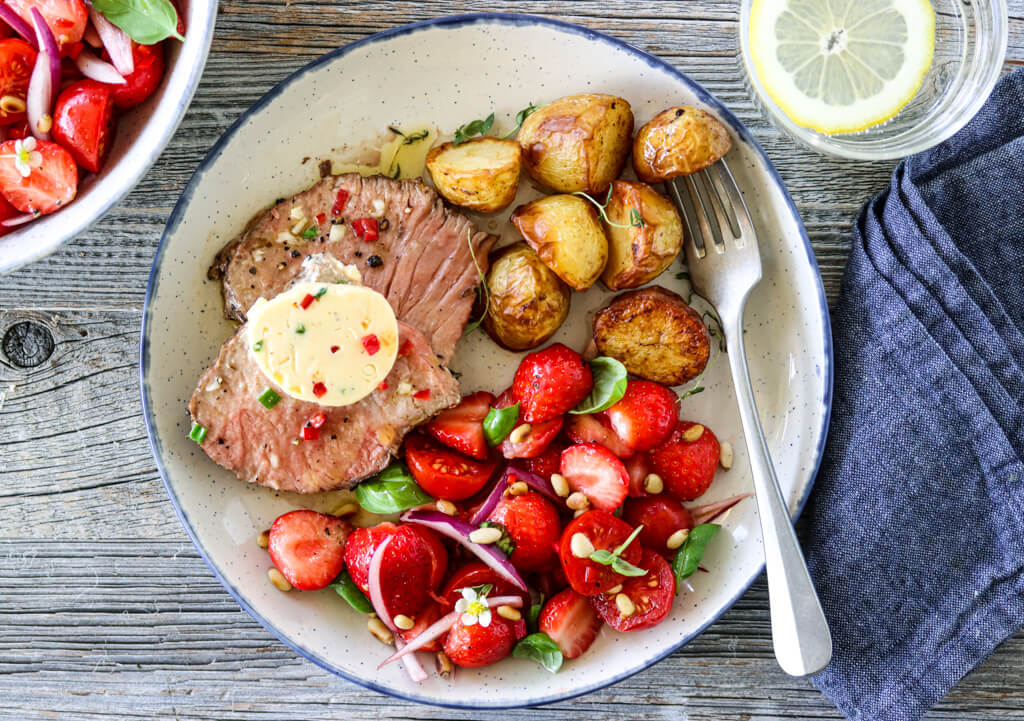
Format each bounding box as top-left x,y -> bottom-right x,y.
526,594 -> 545,634
570,357 -> 628,414
330,571 -> 373,614
671,524 -> 721,590
354,463 -> 432,514
589,549 -> 615,564
92,0 -> 184,44
611,557 -> 648,577
483,403 -> 519,446
479,521 -> 516,556
512,632 -> 563,673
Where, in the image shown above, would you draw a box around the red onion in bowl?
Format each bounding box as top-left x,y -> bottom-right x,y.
0,4 -> 36,47
74,47 -> 126,85
401,510 -> 528,591
690,493 -> 753,526
89,8 -> 133,76
27,8 -> 60,142
1,213 -> 36,228
366,536 -> 428,682
469,466 -> 562,526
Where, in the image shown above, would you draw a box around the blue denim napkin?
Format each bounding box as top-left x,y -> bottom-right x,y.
804,69 -> 1024,721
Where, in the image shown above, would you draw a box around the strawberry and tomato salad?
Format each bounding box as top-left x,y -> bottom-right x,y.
262,342 -> 750,678
0,0 -> 183,229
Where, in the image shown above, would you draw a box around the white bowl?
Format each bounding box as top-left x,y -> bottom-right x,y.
141,13 -> 832,709
0,0 -> 217,274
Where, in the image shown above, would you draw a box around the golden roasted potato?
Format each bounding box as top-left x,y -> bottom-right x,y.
601,180 -> 683,291
593,286 -> 709,385
511,194 -> 608,291
632,106 -> 732,183
425,137 -> 522,213
517,93 -> 633,195
482,242 -> 571,351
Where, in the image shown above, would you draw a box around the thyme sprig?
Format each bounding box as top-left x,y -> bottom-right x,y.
463,229 -> 490,336
573,186 -> 645,229
453,104 -> 542,146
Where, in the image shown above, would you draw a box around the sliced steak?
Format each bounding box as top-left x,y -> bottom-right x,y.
210,173 -> 496,363
189,318 -> 460,494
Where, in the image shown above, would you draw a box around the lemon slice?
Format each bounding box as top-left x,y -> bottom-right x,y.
749,0 -> 935,134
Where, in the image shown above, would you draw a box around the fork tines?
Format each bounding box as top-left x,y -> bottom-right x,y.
669,161 -> 753,257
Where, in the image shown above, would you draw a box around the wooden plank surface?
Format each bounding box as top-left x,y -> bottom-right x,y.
1,1 -> 1023,719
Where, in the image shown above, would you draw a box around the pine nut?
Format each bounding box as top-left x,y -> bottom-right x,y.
666,528 -> 690,550
643,473 -> 664,495
332,502 -> 358,517
368,617 -> 394,645
682,424 -> 705,443
507,481 -> 529,496
648,578 -> 659,587
606,584 -> 623,595
509,423 -> 532,444
256,529 -> 270,549
720,441 -> 733,470
469,527 -> 503,545
436,651 -> 454,679
615,593 -> 636,617
551,473 -> 570,498
436,499 -> 457,516
497,605 -> 522,621
566,492 -> 590,511
570,532 -> 595,558
267,568 -> 291,592
393,614 -> 415,630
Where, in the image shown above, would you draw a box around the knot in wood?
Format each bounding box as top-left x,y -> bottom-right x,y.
3,321 -> 55,368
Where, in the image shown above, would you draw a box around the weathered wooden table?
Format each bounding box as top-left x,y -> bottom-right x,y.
2,2 -> 1022,719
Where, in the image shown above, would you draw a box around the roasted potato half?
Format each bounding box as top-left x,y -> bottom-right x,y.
593,286 -> 709,385
482,242 -> 571,351
601,180 -> 684,291
517,93 -> 633,195
632,106 -> 732,183
425,137 -> 522,213
511,194 -> 608,291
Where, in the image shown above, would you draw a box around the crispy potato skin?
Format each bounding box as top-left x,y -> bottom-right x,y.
425,137 -> 522,213
601,180 -> 683,291
511,194 -> 608,291
632,106 -> 732,183
482,242 -> 571,351
517,93 -> 634,195
593,286 -> 709,385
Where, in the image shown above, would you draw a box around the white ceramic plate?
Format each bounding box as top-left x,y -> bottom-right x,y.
141,14 -> 832,709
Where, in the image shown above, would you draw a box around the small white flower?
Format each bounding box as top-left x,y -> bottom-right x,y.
13,137 -> 41,178
453,586 -> 492,628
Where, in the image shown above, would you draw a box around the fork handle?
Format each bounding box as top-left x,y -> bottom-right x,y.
722,309 -> 833,677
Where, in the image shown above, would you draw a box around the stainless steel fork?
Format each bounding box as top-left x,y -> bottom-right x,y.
668,163 -> 833,677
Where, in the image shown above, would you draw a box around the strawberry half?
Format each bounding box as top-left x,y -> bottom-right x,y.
444,614 -> 526,668
604,380 -> 679,451
494,387 -> 564,459
565,412 -> 634,459
512,343 -> 593,423
539,587 -> 602,659
267,510 -> 351,591
425,390 -> 495,460
488,490 -> 562,571
560,443 -> 629,511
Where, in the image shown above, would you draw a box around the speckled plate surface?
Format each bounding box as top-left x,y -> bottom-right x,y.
141,14 -> 832,709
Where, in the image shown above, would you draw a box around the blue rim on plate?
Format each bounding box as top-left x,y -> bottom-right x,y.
140,12 -> 834,709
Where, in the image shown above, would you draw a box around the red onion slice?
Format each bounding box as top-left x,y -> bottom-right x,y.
83,22 -> 102,48
27,8 -> 59,142
74,47 -> 126,85
0,4 -> 36,47
469,466 -> 562,526
366,536 -> 428,682
1,213 -> 36,228
689,493 -> 753,526
89,9 -> 133,76
401,510 -> 528,591
506,466 -> 562,506
392,637 -> 428,682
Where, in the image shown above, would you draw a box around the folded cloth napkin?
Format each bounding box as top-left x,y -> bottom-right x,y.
804,68 -> 1024,721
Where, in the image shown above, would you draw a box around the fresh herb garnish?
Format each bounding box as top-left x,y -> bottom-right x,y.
483,403 -> 519,446
512,632 -> 563,673
330,570 -> 374,614
92,0 -> 185,44
354,463 -> 433,514
302,226 -> 318,239
501,104 -> 542,138
463,229 -> 490,336
671,524 -> 720,590
253,340 -> 264,352
188,421 -> 207,444
589,525 -> 647,577
679,384 -> 705,401
257,387 -> 281,409
453,113 -> 495,146
296,323 -> 306,335
570,357 -> 628,414
526,594 -> 545,634
401,129 -> 429,145
573,186 -> 645,229
314,287 -> 328,299
479,521 -> 516,556
702,310 -> 726,353
469,583 -> 494,599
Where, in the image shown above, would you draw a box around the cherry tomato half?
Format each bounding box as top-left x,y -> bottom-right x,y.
0,138 -> 77,215
7,0 -> 88,52
589,548 -> 675,631
53,79 -> 117,173
622,496 -> 694,556
107,41 -> 165,109
404,433 -> 496,500
0,39 -> 36,126
558,510 -> 643,596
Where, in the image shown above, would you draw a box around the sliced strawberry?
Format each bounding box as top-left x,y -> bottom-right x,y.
649,421 -> 721,501
605,380 -> 679,451
512,343 -> 592,423
519,438 -> 569,481
564,412 -> 634,459
494,387 -> 563,459
539,587 -> 602,659
560,443 -> 629,512
425,390 -> 495,460
444,614 -> 524,668
267,510 -> 350,591
488,490 -> 562,571
625,452 -> 654,497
